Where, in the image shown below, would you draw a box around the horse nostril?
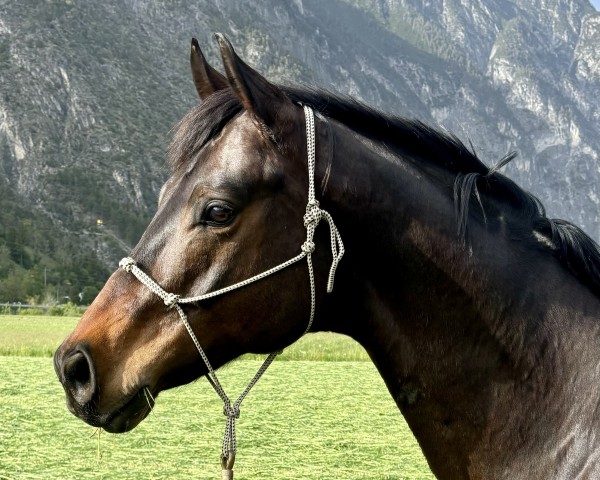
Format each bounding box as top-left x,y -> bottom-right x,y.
61,348 -> 97,405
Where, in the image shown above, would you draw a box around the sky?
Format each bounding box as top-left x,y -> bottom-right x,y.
592,0 -> 600,10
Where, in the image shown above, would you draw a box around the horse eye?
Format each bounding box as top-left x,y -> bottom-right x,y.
205,205 -> 234,226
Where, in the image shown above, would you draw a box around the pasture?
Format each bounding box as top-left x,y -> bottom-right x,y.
0,315 -> 434,479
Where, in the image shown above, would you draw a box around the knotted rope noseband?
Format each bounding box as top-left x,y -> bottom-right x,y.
119,105 -> 343,479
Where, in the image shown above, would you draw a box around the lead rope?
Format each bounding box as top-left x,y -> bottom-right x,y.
118,105 -> 343,479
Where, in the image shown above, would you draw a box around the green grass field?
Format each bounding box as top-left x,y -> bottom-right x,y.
0,315 -> 434,479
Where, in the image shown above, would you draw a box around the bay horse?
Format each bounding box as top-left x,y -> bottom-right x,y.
54,34 -> 600,479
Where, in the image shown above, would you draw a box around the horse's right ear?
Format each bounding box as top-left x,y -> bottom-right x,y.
215,33 -> 292,134
191,38 -> 228,100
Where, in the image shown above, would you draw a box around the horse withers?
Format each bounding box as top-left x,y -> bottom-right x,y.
55,34 -> 600,479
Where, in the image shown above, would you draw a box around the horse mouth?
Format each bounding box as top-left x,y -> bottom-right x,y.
71,387 -> 155,434
101,388 -> 155,433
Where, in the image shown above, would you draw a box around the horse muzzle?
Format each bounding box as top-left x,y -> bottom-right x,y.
54,342 -> 153,433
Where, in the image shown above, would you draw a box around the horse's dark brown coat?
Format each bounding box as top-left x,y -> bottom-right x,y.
55,35 -> 600,479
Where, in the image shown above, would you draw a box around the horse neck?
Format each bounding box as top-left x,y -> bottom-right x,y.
316,119 -> 600,479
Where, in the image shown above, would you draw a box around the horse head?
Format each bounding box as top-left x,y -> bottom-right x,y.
54,35 -> 338,433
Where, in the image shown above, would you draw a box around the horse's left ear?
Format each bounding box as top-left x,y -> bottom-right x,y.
215,33 -> 292,134
191,38 -> 229,100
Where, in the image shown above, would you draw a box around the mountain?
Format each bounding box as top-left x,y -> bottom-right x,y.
0,0 -> 599,302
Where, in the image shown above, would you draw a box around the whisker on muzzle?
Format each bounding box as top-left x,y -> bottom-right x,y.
144,387 -> 156,413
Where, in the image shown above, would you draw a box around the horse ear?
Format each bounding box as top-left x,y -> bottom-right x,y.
215,33 -> 291,132
191,38 -> 228,100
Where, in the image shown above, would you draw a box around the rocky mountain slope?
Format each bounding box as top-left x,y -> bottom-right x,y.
0,0 -> 599,301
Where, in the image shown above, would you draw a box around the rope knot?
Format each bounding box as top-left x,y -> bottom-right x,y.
118,257 -> 136,273
163,293 -> 180,308
301,240 -> 316,254
223,404 -> 240,419
304,202 -> 322,228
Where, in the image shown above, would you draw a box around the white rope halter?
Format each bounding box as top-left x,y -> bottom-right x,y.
118,105 -> 343,478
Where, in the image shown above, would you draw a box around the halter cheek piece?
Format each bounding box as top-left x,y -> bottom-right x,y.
119,105 -> 343,478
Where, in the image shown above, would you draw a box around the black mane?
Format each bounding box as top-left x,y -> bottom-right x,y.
169,90 -> 243,173
170,85 -> 600,295
286,86 -> 600,296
